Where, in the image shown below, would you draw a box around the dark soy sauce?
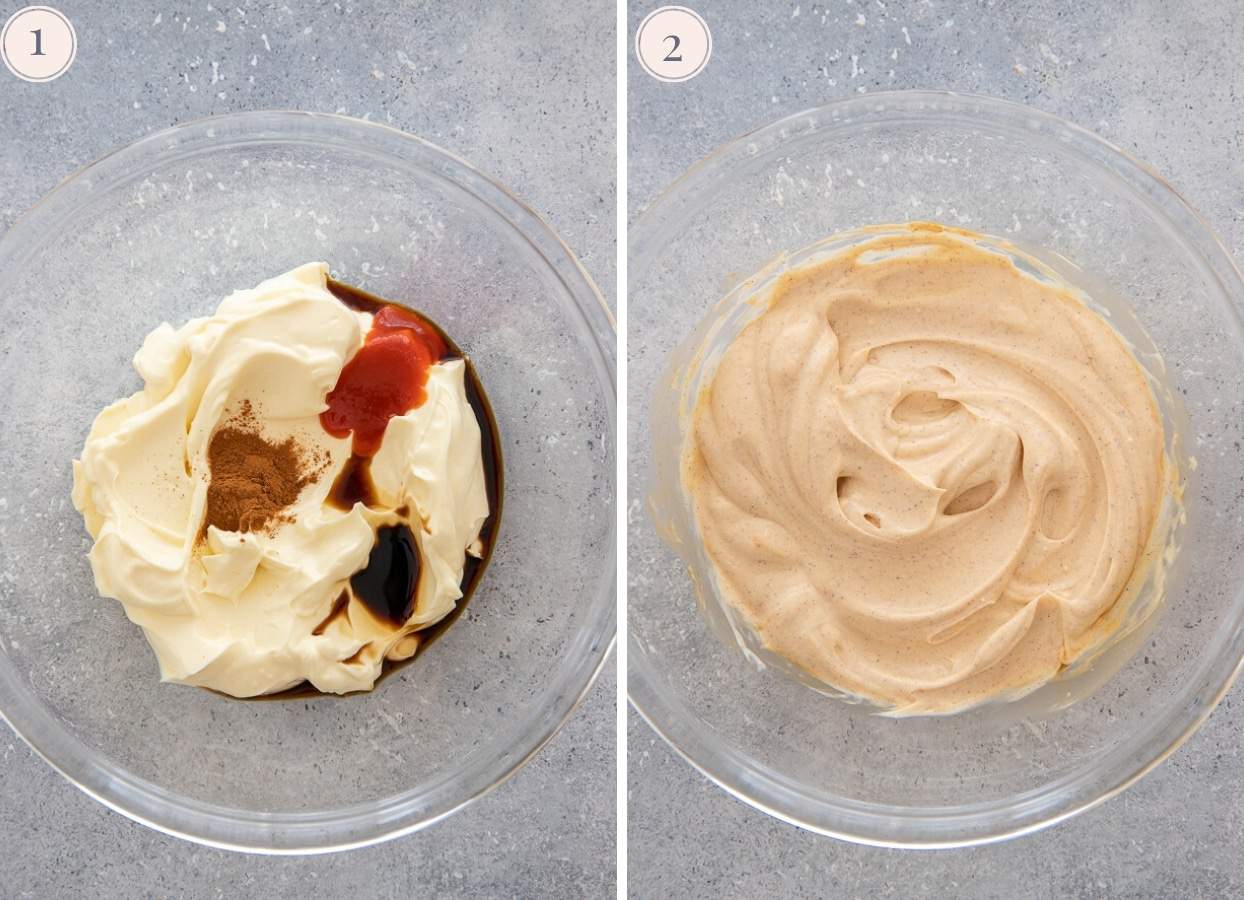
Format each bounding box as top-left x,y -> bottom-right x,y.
327,453 -> 376,510
244,279 -> 504,701
352,524 -> 421,625
311,590 -> 350,636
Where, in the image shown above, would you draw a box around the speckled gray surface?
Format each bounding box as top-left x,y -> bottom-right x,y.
628,1 -> 1244,898
0,2 -> 614,897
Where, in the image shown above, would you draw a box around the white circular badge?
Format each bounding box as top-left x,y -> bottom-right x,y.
635,6 -> 711,83
1,6 -> 76,83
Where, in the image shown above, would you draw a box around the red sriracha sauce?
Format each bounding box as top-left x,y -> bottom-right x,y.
321,305 -> 448,457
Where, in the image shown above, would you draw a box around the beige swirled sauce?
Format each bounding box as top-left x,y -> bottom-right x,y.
683,224 -> 1166,714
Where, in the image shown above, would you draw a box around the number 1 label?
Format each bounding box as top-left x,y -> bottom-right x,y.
1,7 -> 76,81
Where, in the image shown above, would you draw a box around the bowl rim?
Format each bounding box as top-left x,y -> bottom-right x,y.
0,109 -> 617,854
627,88 -> 1244,848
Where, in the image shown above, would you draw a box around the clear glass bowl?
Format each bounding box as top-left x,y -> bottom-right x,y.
628,91 -> 1244,847
0,111 -> 616,853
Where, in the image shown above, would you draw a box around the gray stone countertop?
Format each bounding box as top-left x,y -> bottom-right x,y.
628,1 -> 1244,898
0,2 -> 614,897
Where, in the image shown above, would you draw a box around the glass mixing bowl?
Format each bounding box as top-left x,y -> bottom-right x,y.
629,91 -> 1244,847
0,111 -> 615,853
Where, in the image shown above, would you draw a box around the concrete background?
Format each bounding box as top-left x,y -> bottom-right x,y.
0,2 -> 614,897
628,1 -> 1244,898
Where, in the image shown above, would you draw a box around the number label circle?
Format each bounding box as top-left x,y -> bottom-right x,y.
635,6 -> 711,83
2,6 -> 76,83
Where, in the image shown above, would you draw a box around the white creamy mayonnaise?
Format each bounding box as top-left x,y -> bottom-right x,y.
72,263 -> 489,697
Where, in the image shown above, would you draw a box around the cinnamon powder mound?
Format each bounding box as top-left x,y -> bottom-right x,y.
201,402 -> 328,538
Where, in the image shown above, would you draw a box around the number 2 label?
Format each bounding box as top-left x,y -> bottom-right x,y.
636,7 -> 712,83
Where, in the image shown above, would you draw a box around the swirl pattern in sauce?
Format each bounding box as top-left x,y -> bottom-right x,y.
684,224 -> 1167,714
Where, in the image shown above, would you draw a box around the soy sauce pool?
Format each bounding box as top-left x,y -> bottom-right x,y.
243,278 -> 504,701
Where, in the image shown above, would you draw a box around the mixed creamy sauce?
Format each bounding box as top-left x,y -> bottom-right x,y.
683,224 -> 1167,714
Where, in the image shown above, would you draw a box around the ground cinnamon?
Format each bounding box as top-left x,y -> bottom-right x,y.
201,402 -> 324,538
